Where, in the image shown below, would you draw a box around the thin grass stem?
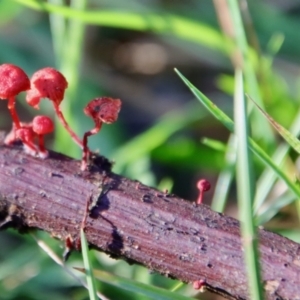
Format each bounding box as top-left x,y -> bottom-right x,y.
234,69 -> 263,300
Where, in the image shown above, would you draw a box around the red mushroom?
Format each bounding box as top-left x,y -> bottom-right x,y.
196,179 -> 211,205
7,116 -> 54,158
0,63 -> 30,129
32,115 -> 54,158
4,121 -> 32,147
5,120 -> 39,157
81,97 -> 121,170
26,67 -> 83,148
193,279 -> 206,292
15,124 -> 38,157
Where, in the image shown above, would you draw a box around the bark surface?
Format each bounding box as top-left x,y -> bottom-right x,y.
0,131 -> 300,300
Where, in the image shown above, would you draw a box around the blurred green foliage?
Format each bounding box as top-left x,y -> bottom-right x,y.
1,0 -> 300,299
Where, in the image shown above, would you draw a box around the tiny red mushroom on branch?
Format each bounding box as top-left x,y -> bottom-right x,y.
8,116 -> 54,158
26,67 -> 83,148
196,179 -> 211,205
81,97 -> 122,170
193,279 -> 206,292
0,63 -> 30,129
16,124 -> 38,157
32,115 -> 54,158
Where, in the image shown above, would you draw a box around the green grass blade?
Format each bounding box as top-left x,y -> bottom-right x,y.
54,0 -> 87,157
75,268 -> 193,300
250,95 -> 300,215
249,95 -> 300,154
226,0 -> 275,145
201,137 -> 226,152
255,192 -> 295,225
275,229 -> 300,243
211,135 -> 236,212
174,68 -> 300,200
112,102 -> 206,172
30,232 -> 109,298
234,69 -> 263,299
48,0 -> 66,67
254,108 -> 300,213
13,0 -> 230,54
80,228 -> 98,300
267,33 -> 285,56
175,70 -> 234,131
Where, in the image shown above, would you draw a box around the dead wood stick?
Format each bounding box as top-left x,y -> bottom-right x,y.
0,131 -> 300,300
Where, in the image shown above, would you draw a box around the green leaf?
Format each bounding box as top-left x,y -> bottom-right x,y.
233,69 -> 263,299
255,192 -> 296,225
174,68 -> 300,201
210,135 -> 236,213
74,267 -> 193,300
13,0 -> 230,54
80,228 -> 98,300
201,137 -> 226,152
112,102 -> 206,172
254,106 -> 300,213
248,95 -> 300,154
0,1 -> 21,25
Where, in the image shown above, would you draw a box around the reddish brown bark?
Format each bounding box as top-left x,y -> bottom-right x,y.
0,131 -> 300,299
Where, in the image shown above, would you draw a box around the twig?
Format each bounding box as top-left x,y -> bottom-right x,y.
1,132 -> 300,299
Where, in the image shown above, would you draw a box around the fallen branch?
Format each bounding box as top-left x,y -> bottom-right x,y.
0,131 -> 299,300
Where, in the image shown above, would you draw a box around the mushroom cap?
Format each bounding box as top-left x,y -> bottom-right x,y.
197,179 -> 211,192
84,97 -> 122,124
0,63 -> 30,99
26,89 -> 42,109
26,67 -> 68,108
32,115 -> 54,135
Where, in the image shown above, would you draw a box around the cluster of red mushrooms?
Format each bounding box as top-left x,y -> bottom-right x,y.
0,63 -> 121,171
0,63 -> 210,206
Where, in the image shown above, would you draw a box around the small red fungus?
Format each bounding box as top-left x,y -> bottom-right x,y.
4,122 -> 39,157
32,115 -> 54,158
81,97 -> 121,170
26,67 -> 83,148
196,179 -> 211,205
16,125 -> 38,157
0,63 -> 30,129
193,279 -> 206,292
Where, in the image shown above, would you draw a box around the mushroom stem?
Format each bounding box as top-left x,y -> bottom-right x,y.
36,134 -> 48,158
7,97 -> 21,129
32,115 -> 54,159
81,121 -> 102,171
53,103 -> 83,148
196,179 -> 211,205
196,192 -> 202,205
37,134 -> 45,152
23,141 -> 39,157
